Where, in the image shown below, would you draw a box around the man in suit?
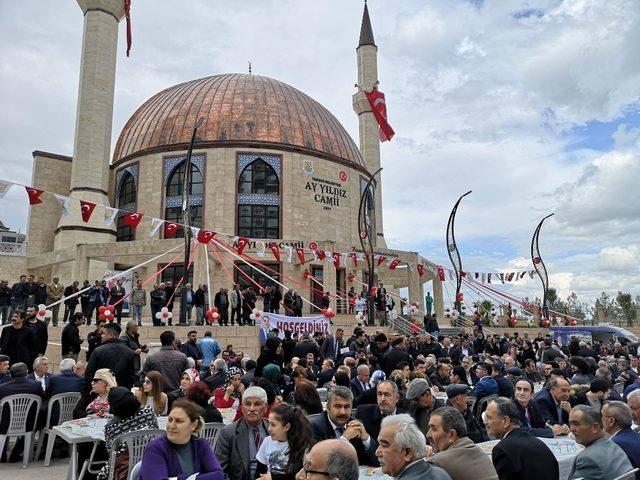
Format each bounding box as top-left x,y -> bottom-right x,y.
258,317 -> 271,346
427,406 -> 498,480
108,279 -> 126,324
376,413 -> 451,479
320,328 -> 345,361
214,287 -> 229,326
440,337 -> 455,359
356,380 -> 405,442
204,358 -> 227,391
602,400 -> 640,475
310,386 -> 378,466
471,362 -> 499,401
317,359 -> 336,388
484,397 -> 559,479
46,358 -> 83,398
230,284 -> 243,326
534,377 -> 572,427
569,404 -> 632,479
215,386 -> 270,480
27,355 -> 51,393
382,337 -> 413,376
62,281 -> 79,323
295,439 -> 359,480
350,364 -> 371,398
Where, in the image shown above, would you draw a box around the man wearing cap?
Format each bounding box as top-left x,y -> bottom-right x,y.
427,406 -> 498,480
446,383 -> 489,443
404,378 -> 445,435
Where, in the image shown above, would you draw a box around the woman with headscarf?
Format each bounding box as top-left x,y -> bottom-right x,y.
263,363 -> 283,398
86,369 -> 118,418
213,366 -> 245,408
168,368 -> 200,409
97,387 -> 159,480
255,337 -> 283,377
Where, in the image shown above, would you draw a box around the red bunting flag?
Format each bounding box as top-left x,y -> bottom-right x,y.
80,200 -> 96,222
236,237 -> 249,255
436,266 -> 445,281
124,212 -> 143,228
461,271 -> 467,277
164,222 -> 181,238
295,247 -> 306,264
417,264 -> 424,277
317,250 -> 327,261
332,252 -> 341,268
350,253 -> 358,268
270,243 -> 281,262
388,259 -> 401,270
507,272 -> 514,282
25,186 -> 44,205
376,256 -> 387,266
197,230 -> 215,244
124,0 -> 133,57
364,89 -> 395,142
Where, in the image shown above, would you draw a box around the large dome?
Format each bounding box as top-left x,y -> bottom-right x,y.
113,73 -> 364,167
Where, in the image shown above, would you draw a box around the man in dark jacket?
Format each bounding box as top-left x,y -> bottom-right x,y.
108,279 -> 126,324
213,287 -> 228,326
355,380 -> 405,442
446,383 -> 489,443
382,337 -> 413,376
83,323 -> 136,391
270,286 -> 282,314
61,312 -> 85,360
25,305 -> 48,358
10,275 -> 28,315
180,330 -> 203,369
164,281 -> 175,325
86,319 -> 104,360
150,284 -> 166,326
141,331 -> 188,393
293,333 -> 320,358
0,310 -> 35,367
119,320 -> 148,372
34,277 -> 48,306
62,281 -> 80,323
46,358 -> 83,398
0,280 -> 11,325
534,377 -> 572,426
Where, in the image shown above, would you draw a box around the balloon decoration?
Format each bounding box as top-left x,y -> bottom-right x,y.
349,295 -> 358,306
491,315 -> 500,326
155,307 -> 172,323
525,316 -> 534,327
303,269 -> 311,280
445,308 -> 451,318
348,273 -> 356,283
355,311 -> 366,324
99,305 -> 115,321
322,307 -> 335,319
541,317 -> 550,327
509,316 -> 517,327
250,308 -> 263,322
205,307 -> 220,324
569,318 -> 577,326
36,304 -> 52,321
409,301 -> 419,315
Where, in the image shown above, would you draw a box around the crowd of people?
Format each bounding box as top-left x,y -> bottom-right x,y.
3,298 -> 640,479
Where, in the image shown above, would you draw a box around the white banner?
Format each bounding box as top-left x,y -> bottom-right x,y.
262,312 -> 331,339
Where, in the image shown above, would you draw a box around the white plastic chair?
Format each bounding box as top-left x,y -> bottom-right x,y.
37,391 -> 81,465
613,468 -> 639,480
130,461 -> 142,480
200,422 -> 224,450
0,393 -> 42,468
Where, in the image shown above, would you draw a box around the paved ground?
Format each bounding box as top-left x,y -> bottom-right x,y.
0,457 -> 69,479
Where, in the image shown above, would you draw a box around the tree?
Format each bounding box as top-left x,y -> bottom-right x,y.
566,292 -> 587,321
616,292 -> 635,327
595,292 -> 623,325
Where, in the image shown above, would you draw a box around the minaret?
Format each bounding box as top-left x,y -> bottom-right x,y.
53,0 -> 124,280
352,1 -> 386,248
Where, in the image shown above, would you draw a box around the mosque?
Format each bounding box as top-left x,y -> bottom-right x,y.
14,1 -> 444,318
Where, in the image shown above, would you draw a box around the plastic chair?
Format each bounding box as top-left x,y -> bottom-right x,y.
130,461 -> 142,480
0,393 -> 42,468
79,428 -> 164,480
37,391 -> 82,465
613,468 -> 639,480
200,422 -> 224,450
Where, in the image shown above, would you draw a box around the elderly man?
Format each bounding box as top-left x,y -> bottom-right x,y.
317,358 -> 335,387
356,380 -> 405,441
534,377 -> 572,426
216,386 -> 270,480
628,389 -> 640,431
601,401 -> 640,473
46,357 -> 83,397
426,406 -> 498,480
350,364 -> 371,397
484,397 -> 559,479
376,414 -> 451,479
119,320 -> 148,372
569,404 -> 632,479
295,439 -> 359,480
205,358 -> 228,391
27,356 -> 51,392
311,386 -> 378,466
445,383 -> 488,443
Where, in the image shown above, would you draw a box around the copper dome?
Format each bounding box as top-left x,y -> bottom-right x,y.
113,73 -> 364,167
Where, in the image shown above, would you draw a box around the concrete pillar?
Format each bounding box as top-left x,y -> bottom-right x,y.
73,245 -> 90,282
432,276 -> 444,320
407,268 -> 422,311
54,1 -> 124,253
322,242 -> 337,312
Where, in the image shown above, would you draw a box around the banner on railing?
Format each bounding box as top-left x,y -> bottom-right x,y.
264,313 -> 331,338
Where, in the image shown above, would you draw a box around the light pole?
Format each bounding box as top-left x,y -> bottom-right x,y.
446,191 -> 471,326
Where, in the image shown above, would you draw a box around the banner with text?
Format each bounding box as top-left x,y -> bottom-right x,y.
264,313 -> 331,338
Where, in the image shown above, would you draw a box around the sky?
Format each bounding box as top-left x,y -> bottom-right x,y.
0,0 -> 638,309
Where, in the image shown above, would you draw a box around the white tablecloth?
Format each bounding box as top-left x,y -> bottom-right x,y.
479,437 -> 582,480
359,466 -> 391,480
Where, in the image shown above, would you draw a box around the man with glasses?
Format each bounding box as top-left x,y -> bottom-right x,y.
295,439 -> 359,480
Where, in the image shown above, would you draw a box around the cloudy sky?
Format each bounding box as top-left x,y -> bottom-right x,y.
0,0 -> 638,308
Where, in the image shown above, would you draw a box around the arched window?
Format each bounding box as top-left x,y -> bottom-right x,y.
237,158 -> 280,239
166,162 -> 203,197
238,159 -> 279,194
117,171 -> 137,242
164,161 -> 204,239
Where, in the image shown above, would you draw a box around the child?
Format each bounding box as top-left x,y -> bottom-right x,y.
255,403 -> 313,480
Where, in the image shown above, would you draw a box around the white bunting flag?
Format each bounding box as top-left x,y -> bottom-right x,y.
285,246 -> 293,263
104,207 -> 118,227
482,273 -> 486,284
149,218 -> 164,238
0,180 -> 14,198
190,226 -> 200,239
256,241 -> 266,257
324,251 -> 332,262
53,194 -> 71,217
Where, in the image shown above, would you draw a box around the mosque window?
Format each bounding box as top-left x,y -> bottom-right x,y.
160,262 -> 194,286
116,214 -> 134,242
234,262 -> 281,290
166,162 -> 203,197
116,171 -> 137,242
164,205 -> 203,239
237,205 -> 279,239
118,172 -> 137,206
238,159 -> 279,194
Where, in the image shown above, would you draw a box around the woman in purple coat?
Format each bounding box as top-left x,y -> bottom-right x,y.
140,399 -> 223,480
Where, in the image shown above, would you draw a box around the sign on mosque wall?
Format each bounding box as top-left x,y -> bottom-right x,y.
304,176 -> 348,210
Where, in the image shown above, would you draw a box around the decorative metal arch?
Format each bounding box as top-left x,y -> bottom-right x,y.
446,191 -> 472,309
531,213 -> 554,320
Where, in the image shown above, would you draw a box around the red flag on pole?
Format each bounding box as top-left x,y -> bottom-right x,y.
270,243 -> 281,262
124,0 -> 133,57
236,237 -> 249,255
164,222 -> 181,238
350,253 -> 358,268
364,89 -> 395,142
80,201 -> 96,222
197,230 -> 215,244
436,266 -> 445,281
332,252 -> 341,269
25,187 -> 44,205
295,247 -> 306,264
124,212 -> 143,228
417,264 -> 424,277
388,259 -> 401,270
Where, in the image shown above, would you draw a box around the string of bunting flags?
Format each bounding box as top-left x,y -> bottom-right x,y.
1,178 -> 536,282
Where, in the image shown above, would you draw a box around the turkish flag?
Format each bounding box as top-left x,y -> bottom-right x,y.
417,264 -> 424,277
364,89 -> 395,142
124,212 -> 143,228
376,256 -> 387,267
237,237 -> 249,255
25,187 -> 44,205
388,259 -> 401,270
164,222 -> 181,238
197,230 -> 215,244
317,250 -> 326,261
270,243 -> 281,262
332,252 -> 340,268
80,201 -> 96,222
507,272 -> 514,282
349,252 -> 358,268
436,266 -> 445,281
295,247 -> 306,264
124,0 -> 132,57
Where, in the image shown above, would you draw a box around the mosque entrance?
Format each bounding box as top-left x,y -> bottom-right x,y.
310,265 -> 323,313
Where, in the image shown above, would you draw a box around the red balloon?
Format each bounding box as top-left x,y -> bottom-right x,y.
98,306 -> 106,314
163,312 -> 169,318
